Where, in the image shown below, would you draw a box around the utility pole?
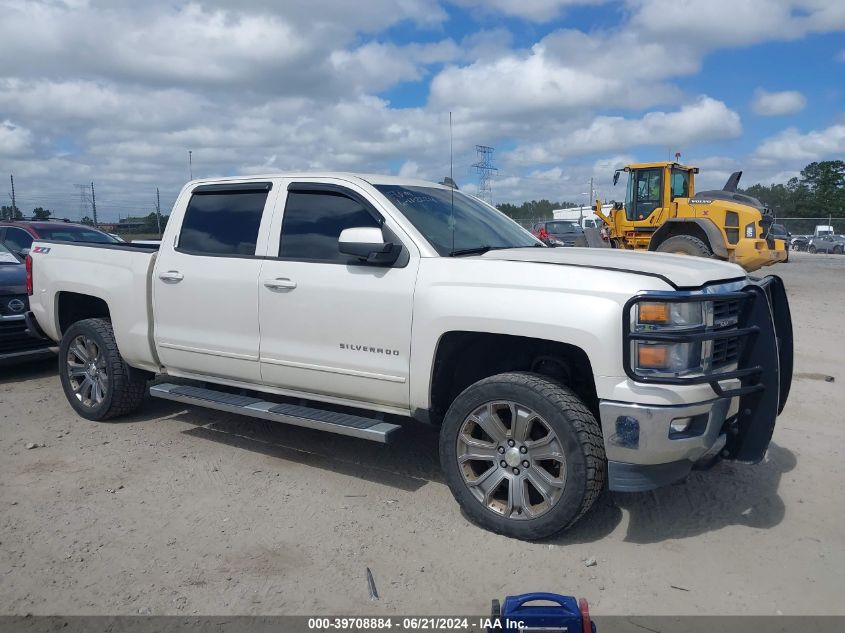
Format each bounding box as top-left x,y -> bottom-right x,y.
91,181 -> 98,227
188,150 -> 193,180
155,187 -> 162,237
10,174 -> 16,219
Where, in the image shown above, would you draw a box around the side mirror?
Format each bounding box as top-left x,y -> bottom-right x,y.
338,227 -> 401,265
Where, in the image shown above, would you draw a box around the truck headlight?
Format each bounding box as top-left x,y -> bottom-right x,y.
634,341 -> 703,374
630,299 -> 710,377
634,301 -> 704,330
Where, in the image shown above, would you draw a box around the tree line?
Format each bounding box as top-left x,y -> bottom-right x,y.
0,206 -> 52,220
496,199 -> 577,220
739,160 -> 845,219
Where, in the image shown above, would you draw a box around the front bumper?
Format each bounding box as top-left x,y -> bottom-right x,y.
604,275 -> 793,492
600,397 -> 735,491
731,237 -> 787,271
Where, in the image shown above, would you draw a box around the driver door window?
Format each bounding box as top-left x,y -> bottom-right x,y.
630,169 -> 663,220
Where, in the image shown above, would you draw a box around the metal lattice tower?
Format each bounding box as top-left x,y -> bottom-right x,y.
73,184 -> 92,221
472,145 -> 497,204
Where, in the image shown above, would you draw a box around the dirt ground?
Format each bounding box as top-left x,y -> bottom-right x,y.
1,252 -> 843,617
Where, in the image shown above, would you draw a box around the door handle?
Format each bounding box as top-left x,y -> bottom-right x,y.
158,270 -> 184,283
264,278 -> 297,291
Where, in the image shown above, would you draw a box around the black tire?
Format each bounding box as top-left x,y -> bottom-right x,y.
808,245 -> 817,254
834,245 -> 843,255
439,372 -> 606,540
655,234 -> 713,257
59,318 -> 147,421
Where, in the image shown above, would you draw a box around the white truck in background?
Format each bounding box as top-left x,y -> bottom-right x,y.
25,173 -> 793,539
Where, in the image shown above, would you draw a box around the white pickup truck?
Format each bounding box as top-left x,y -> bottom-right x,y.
25,173 -> 793,539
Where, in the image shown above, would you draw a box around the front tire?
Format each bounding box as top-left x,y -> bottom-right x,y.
655,235 -> 714,258
834,245 -> 843,255
439,372 -> 606,540
809,245 -> 817,254
59,318 -> 147,421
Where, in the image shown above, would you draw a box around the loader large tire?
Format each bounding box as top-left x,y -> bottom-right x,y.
655,235 -> 714,258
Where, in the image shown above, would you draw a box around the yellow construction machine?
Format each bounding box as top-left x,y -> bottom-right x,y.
593,162 -> 787,272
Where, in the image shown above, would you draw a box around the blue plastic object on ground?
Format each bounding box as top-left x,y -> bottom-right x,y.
489,592 -> 595,632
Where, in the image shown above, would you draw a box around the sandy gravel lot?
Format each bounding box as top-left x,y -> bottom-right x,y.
1,252 -> 843,617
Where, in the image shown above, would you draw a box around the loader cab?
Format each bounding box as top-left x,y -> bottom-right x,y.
620,163 -> 695,222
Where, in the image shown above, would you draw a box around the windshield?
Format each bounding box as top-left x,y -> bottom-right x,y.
375,185 -> 539,255
545,221 -> 583,234
36,226 -> 119,243
0,242 -> 21,264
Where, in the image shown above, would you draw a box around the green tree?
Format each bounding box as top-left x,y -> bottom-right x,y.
799,160 -> 845,215
1,204 -> 22,220
80,216 -> 94,226
32,207 -> 52,220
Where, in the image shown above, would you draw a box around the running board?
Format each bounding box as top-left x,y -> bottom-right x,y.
150,383 -> 400,443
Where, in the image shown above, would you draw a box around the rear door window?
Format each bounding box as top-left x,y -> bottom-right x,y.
178,185 -> 271,256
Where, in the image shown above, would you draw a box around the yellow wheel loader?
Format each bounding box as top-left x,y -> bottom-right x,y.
593,162 -> 787,272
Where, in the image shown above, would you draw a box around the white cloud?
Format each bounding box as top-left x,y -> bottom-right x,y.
451,0 -> 606,21
755,124 -> 845,162
508,97 -> 742,164
751,89 -> 807,116
0,120 -> 33,156
629,0 -> 845,48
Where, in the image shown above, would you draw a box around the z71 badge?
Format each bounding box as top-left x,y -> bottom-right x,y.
31,246 -> 51,254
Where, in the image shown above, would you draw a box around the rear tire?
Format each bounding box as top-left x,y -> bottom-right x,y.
809,245 -> 817,254
655,235 -> 713,258
59,318 -> 147,421
439,372 -> 606,540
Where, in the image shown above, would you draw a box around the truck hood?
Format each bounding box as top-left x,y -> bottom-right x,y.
480,247 -> 747,289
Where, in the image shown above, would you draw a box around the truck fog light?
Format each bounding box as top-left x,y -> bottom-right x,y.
613,415 -> 640,449
670,417 -> 693,435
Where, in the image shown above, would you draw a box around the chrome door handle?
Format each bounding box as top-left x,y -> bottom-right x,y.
264,278 -> 297,291
158,270 -> 184,283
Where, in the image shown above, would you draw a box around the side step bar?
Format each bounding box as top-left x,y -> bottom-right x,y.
150,383 -> 401,443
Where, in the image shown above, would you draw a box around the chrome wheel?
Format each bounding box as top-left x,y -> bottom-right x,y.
66,335 -> 108,408
457,401 -> 566,520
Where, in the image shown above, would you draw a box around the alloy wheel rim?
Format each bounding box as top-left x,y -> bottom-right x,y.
66,335 -> 108,408
457,401 -> 566,520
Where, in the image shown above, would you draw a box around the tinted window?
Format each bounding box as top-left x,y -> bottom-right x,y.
179,192 -> 268,256
279,191 -> 380,262
3,227 -> 33,251
36,226 -> 117,243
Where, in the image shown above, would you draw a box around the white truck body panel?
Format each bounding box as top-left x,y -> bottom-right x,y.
28,171 -> 750,415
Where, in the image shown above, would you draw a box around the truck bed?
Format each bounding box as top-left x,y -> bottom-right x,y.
28,240 -> 160,372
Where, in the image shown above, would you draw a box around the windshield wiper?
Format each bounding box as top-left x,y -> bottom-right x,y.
449,245 -> 519,257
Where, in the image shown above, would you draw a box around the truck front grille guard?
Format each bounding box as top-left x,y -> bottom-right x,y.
622,283 -> 781,400
621,277 -> 793,463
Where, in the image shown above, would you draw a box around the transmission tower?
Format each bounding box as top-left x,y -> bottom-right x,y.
74,184 -> 92,221
472,145 -> 497,204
